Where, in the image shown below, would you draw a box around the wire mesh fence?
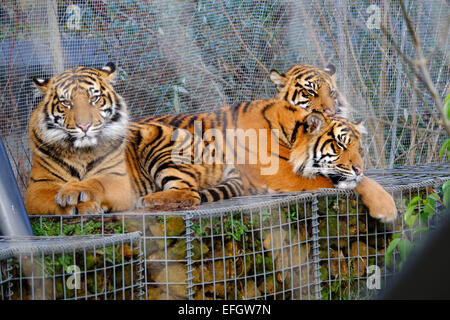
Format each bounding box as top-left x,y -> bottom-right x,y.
0,0 -> 448,197
0,232 -> 144,300
19,163 -> 450,300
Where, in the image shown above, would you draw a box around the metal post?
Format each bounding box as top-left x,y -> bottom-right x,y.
0,138 -> 33,236
311,196 -> 322,300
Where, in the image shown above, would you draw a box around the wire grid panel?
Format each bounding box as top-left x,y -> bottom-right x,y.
315,183 -> 447,300
0,232 -> 144,300
25,170 -> 449,300
0,0 -> 448,198
185,198 -> 321,300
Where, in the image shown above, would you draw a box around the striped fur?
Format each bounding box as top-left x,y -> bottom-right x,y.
270,64 -> 349,118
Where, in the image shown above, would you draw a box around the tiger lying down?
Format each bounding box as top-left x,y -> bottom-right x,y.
25,63 -> 397,222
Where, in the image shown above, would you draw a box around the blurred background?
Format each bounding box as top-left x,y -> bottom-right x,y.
0,0 -> 448,196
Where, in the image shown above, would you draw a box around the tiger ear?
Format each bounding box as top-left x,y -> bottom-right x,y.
269,69 -> 287,91
324,63 -> 336,78
353,119 -> 367,135
98,62 -> 116,81
32,77 -> 51,93
305,112 -> 326,135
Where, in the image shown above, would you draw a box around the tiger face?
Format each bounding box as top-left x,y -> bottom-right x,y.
289,112 -> 364,189
32,63 -> 128,149
270,64 -> 348,118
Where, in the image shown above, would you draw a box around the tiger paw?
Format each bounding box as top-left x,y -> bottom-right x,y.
65,201 -> 104,215
55,182 -> 95,207
366,196 -> 397,223
137,191 -> 201,210
354,177 -> 398,223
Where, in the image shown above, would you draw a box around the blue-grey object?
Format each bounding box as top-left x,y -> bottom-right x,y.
0,138 -> 33,236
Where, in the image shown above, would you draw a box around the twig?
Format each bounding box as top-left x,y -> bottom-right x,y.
397,0 -> 449,134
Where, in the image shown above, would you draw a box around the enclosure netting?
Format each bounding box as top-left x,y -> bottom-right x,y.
0,0 -> 448,196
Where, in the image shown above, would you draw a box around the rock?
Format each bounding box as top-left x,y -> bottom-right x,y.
165,216 -> 186,236
240,279 -> 261,299
329,249 -> 348,278
349,241 -> 368,277
167,240 -> 187,260
123,217 -> 143,233
263,228 -> 287,251
154,263 -> 187,283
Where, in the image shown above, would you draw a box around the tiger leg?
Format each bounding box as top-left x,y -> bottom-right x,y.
199,166 -> 245,202
354,176 -> 397,222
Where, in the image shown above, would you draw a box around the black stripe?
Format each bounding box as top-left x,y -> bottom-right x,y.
208,189 -> 221,202
291,121 -> 303,144
200,192 -> 208,202
30,177 -> 54,183
217,185 -> 231,199
33,129 -> 81,180
92,159 -> 124,176
160,175 -> 182,187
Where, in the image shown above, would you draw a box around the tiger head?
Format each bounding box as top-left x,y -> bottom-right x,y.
32,62 -> 128,149
270,64 -> 348,118
289,112 -> 364,189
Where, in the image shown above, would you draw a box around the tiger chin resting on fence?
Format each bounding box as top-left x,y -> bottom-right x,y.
25,63 -> 397,223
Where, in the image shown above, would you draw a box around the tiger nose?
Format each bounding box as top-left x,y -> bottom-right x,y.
353,165 -> 363,175
77,122 -> 92,133
323,107 -> 336,116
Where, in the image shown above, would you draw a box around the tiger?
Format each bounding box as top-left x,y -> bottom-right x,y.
25,63 -> 135,215
269,63 -> 349,118
25,63 -> 396,222
139,100 -> 397,222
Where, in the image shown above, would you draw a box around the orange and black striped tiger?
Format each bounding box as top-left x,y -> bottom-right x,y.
270,64 -> 349,118
139,100 -> 396,222
26,63 -> 134,215
25,63 -> 396,222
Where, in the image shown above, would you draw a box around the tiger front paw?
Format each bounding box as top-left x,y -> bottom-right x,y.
64,201 -> 105,215
55,182 -> 102,214
355,176 -> 398,223
366,195 -> 398,223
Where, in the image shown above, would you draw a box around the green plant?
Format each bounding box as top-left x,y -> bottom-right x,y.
439,94 -> 450,159
386,93 -> 450,269
224,216 -> 249,241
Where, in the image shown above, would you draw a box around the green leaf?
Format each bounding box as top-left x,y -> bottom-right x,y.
421,197 -> 436,222
398,238 -> 413,263
443,181 -> 450,209
444,93 -> 450,120
385,237 -> 401,266
404,204 -> 418,228
439,139 -> 450,159
413,226 -> 429,235
408,196 -> 422,207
